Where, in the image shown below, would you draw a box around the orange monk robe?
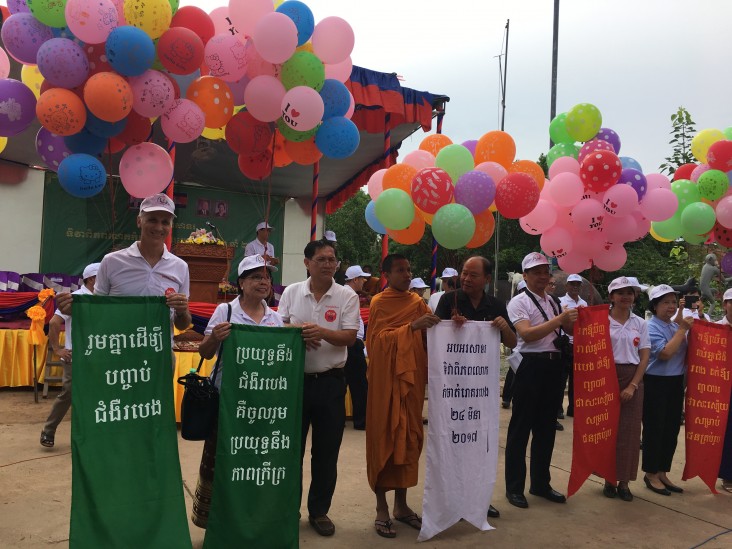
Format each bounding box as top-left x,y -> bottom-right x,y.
365,288 -> 430,492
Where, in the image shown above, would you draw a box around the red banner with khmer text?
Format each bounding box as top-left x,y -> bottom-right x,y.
567,305 -> 620,497
683,320 -> 732,493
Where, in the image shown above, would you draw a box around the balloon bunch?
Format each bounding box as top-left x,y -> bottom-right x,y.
0,0 -> 359,198
364,130 -> 546,250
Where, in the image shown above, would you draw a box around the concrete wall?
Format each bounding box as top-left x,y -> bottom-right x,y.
0,167 -> 45,273
281,197 -> 323,285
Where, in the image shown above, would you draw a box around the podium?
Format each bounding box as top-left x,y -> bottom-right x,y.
172,243 -> 235,303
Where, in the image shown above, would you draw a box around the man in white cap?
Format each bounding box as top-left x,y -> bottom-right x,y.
408,277 -> 429,301
719,288 -> 732,326
428,267 -> 459,312
557,274 -> 587,419
504,252 -> 577,509
324,230 -> 337,242
244,221 -> 279,265
40,263 -> 100,448
342,265 -> 369,430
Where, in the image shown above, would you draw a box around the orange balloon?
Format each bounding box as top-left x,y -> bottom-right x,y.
419,134 -> 453,157
284,136 -> 323,165
382,163 -> 417,192
84,72 -> 133,122
36,88 -> 87,136
238,150 -> 273,180
186,76 -> 235,128
272,132 -> 292,167
387,213 -> 425,244
416,206 -> 434,225
466,209 -> 496,248
509,159 -> 546,189
474,130 -> 516,168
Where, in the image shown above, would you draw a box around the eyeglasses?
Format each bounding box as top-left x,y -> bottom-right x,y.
547,282 -> 557,287
310,257 -> 340,266
245,275 -> 270,283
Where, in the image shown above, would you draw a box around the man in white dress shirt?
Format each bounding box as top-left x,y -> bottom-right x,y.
718,289 -> 732,326
244,221 -> 279,265
557,274 -> 587,419
427,267 -> 459,312
342,265 -> 368,430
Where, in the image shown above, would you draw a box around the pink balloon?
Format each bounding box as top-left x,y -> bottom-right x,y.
311,16 -> 354,64
639,188 -> 679,221
601,183 -> 638,217
244,75 -> 286,122
631,211 -> 651,241
119,143 -> 174,198
65,0 -> 118,44
520,199 -> 557,234
540,226 -> 574,259
227,0 -> 273,38
252,12 -> 297,64
403,150 -> 435,171
558,250 -> 592,273
210,6 -> 239,36
592,244 -> 627,272
578,138 -> 614,163
161,98 -> 205,143
601,215 -> 637,244
204,33 -> 248,82
129,70 -> 176,117
645,172 -> 671,190
691,163 -> 711,182
367,169 -> 386,200
716,196 -> 732,229
110,0 -> 126,25
548,156 -> 580,179
547,172 -> 583,207
0,48 -> 11,79
324,56 -> 353,83
571,198 -> 605,232
243,38 -> 279,78
572,230 -> 597,255
280,86 -> 323,132
475,161 -> 508,183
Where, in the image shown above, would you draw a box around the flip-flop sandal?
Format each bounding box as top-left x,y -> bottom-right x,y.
40,432 -> 54,448
394,513 -> 422,530
722,481 -> 732,493
374,519 -> 396,538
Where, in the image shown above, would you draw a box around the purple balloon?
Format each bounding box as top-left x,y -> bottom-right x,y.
35,127 -> 72,171
0,78 -> 37,137
0,12 -> 54,65
594,127 -> 621,154
721,252 -> 732,275
461,139 -> 478,156
37,38 -> 89,89
7,0 -> 30,14
454,170 -> 496,214
619,168 -> 647,201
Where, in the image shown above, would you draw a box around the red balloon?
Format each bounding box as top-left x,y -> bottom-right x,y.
106,138 -> 126,154
226,110 -> 273,155
673,162 -> 697,181
117,111 -> 152,145
238,150 -> 273,180
170,6 -> 215,45
157,27 -> 205,75
411,167 -> 453,214
578,138 -> 614,163
84,43 -> 113,77
707,140 -> 732,172
580,150 -> 622,192
494,172 -> 540,219
713,222 -> 732,248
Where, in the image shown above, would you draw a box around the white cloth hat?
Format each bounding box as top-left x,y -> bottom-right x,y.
140,193 -> 175,217
256,221 -> 273,232
522,252 -> 549,272
649,284 -> 678,301
82,262 -> 101,280
345,265 -> 368,281
324,230 -> 337,241
566,274 -> 583,283
517,280 -> 527,291
409,277 -> 428,289
723,288 -> 732,301
608,276 -> 641,293
626,276 -> 649,291
238,254 -> 277,275
441,267 -> 459,278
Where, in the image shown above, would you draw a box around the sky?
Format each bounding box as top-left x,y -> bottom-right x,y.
188,0 -> 732,174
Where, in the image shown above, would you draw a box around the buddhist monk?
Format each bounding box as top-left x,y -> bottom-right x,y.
365,254 -> 440,538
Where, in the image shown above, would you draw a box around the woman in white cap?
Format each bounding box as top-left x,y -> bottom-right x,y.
718,289 -> 732,492
191,255 -> 282,528
408,277 -> 429,301
642,284 -> 692,496
601,277 -> 650,501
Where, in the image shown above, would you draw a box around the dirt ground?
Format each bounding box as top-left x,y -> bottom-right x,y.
1,387 -> 732,548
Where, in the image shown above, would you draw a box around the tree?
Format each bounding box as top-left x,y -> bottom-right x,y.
324,190 -> 382,269
659,107 -> 696,176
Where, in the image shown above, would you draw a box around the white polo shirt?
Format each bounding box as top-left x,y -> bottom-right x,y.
428,290 -> 445,313
205,298 -> 283,389
244,238 -> 275,258
718,316 -> 731,326
277,278 -> 360,373
609,313 -> 650,365
54,285 -> 92,350
343,284 -> 365,340
507,289 -> 560,353
682,308 -> 711,322
559,294 -> 587,343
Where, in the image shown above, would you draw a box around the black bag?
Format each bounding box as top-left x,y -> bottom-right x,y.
177,304 -> 230,441
525,291 -> 572,357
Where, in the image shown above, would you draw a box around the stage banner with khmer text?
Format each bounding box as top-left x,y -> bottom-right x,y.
567,305 -> 620,498
683,320 -> 732,493
419,321 -> 500,541
70,296 -> 191,549
203,325 -> 304,549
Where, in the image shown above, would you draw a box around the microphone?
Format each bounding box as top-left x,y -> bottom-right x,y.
205,221 -> 224,244
205,221 -> 217,230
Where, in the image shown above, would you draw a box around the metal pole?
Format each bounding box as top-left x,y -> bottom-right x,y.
550,0 -> 560,147
494,19 -> 509,295
380,113 -> 392,289
311,160 -> 319,241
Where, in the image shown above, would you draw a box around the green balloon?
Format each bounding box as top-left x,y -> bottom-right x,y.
564,103 -> 602,142
168,0 -> 179,14
27,0 -> 67,28
723,127 -> 732,140
547,142 -> 580,166
697,169 -> 729,201
374,188 -> 415,230
435,144 -> 474,182
680,202 -> 716,235
549,113 -> 574,144
432,203 -> 476,249
670,179 -> 701,209
276,118 -> 319,142
681,231 -> 710,245
280,52 -> 325,91
652,215 -> 683,240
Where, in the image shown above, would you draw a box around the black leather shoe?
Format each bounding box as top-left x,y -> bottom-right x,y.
555,421 -> 564,431
529,487 -> 566,503
566,409 -> 573,417
617,486 -> 633,501
557,410 -> 565,419
487,505 -> 500,518
643,476 -> 671,496
660,479 -> 684,493
501,400 -> 511,409
602,482 -> 617,498
506,492 -> 528,508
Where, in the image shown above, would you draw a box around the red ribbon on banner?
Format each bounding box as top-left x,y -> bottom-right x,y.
682,320 -> 732,493
567,305 -> 620,497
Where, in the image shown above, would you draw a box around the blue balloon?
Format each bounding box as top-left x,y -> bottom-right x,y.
319,79 -> 350,120
365,200 -> 386,234
51,25 -> 82,45
619,156 -> 642,172
105,26 -> 155,76
315,117 -> 360,159
64,129 -> 107,155
276,0 -> 315,46
85,111 -> 127,138
57,154 -> 107,198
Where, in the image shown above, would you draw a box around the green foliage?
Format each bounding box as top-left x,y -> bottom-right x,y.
324,190 -> 382,269
659,107 -> 696,176
536,153 -> 549,177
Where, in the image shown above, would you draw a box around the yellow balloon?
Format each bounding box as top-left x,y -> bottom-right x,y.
296,42 -> 314,54
21,65 -> 44,99
0,136 -> 8,154
274,0 -> 285,7
691,128 -> 725,164
124,0 -> 172,39
649,226 -> 672,242
201,126 -> 225,140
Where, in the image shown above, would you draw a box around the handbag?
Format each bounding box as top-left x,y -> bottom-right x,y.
177,304 -> 231,441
